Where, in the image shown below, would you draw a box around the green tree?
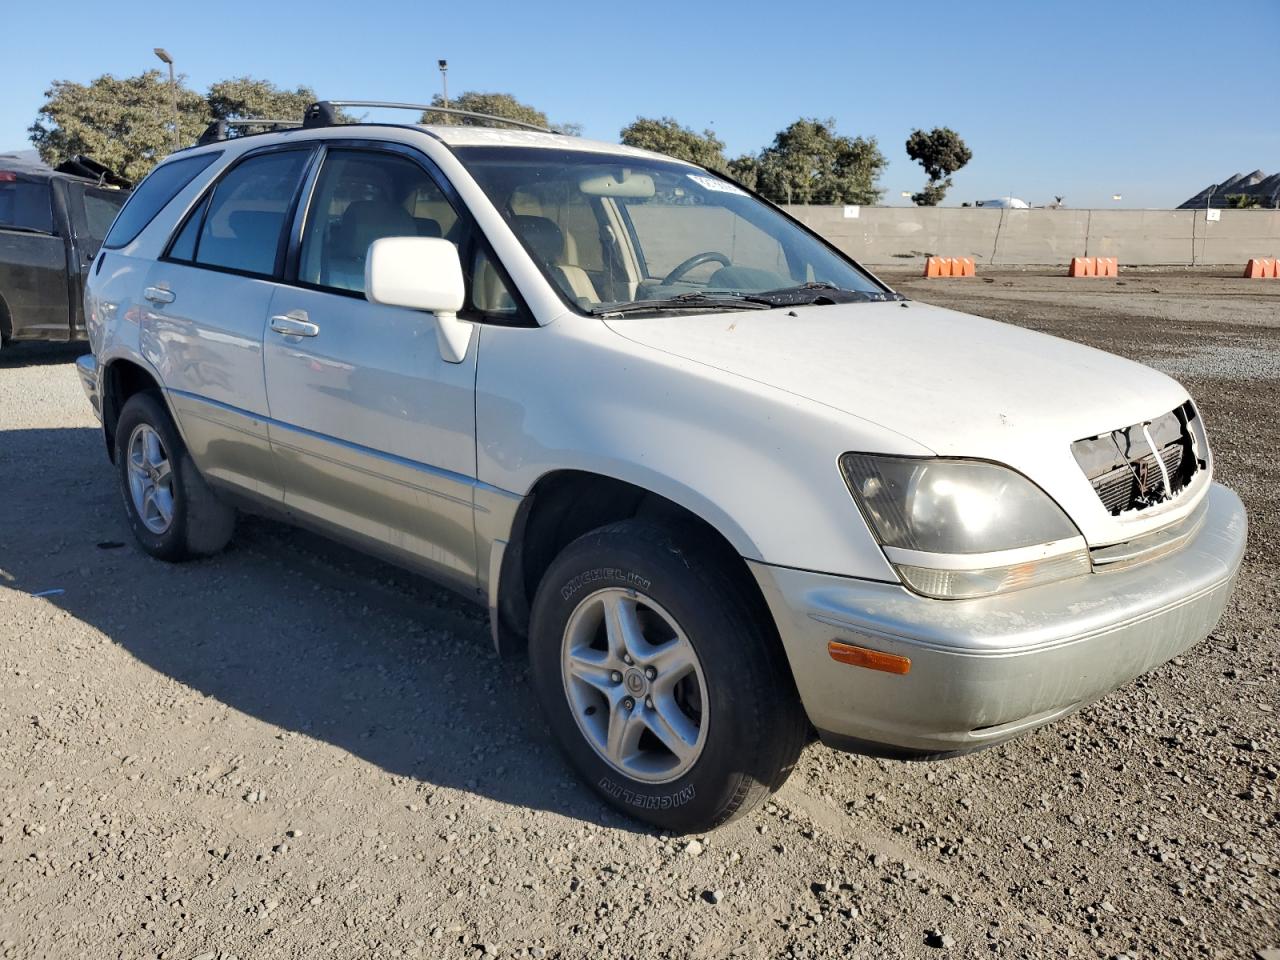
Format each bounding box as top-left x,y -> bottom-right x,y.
726,154 -> 759,190
206,77 -> 319,123
754,119 -> 885,205
905,127 -> 972,206
29,71 -> 209,184
420,91 -> 579,134
1225,193 -> 1260,209
620,117 -> 729,172
620,118 -> 762,189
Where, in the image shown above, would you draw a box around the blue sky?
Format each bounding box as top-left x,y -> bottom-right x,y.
4,0 -> 1276,207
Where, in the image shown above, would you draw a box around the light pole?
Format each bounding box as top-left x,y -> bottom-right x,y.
154,48 -> 178,151
438,59 -> 449,116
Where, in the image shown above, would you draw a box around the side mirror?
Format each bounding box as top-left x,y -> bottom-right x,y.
365,236 -> 472,363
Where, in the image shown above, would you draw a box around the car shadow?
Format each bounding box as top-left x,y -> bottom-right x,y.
0,424 -> 649,833
0,341 -> 89,367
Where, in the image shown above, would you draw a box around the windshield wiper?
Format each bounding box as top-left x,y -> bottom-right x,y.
595,292 -> 772,317
595,284 -> 904,316
742,282 -> 905,307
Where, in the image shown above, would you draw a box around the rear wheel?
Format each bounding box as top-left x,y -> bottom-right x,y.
528,519 -> 808,832
114,391 -> 235,561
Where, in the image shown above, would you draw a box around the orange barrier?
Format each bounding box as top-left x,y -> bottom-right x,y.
1068,256 -> 1118,277
1244,258 -> 1279,278
923,256 -> 976,278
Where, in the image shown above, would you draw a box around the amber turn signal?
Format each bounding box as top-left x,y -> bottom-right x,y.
827,640 -> 911,675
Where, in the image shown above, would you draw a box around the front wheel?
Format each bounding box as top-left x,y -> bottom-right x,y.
528,519 -> 808,832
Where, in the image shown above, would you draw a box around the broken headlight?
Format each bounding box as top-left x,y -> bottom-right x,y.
840,454 -> 1090,600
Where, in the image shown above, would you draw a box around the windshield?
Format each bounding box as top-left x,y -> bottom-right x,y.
455,147 -> 887,314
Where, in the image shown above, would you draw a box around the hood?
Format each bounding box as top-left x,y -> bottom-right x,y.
604,300 -> 1205,545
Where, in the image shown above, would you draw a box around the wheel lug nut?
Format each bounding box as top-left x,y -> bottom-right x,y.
622,655 -> 633,665
644,666 -> 657,680
623,697 -> 635,711
645,697 -> 653,709
610,671 -> 622,683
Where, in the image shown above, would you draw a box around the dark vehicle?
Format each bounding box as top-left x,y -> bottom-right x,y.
0,155 -> 129,349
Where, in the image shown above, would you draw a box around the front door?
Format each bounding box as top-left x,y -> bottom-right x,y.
143,146 -> 315,502
262,146 -> 480,588
62,180 -> 128,335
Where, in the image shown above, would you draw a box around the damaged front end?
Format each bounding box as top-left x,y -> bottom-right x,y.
1070,401 -> 1209,516
1069,401 -> 1214,569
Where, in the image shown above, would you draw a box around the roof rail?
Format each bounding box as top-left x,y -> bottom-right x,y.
301,100 -> 554,134
196,118 -> 303,147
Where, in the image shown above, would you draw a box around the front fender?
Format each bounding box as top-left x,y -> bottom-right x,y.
475,317 -> 926,581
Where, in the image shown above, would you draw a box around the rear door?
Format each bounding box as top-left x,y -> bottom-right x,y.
0,176 -> 68,340
143,145 -> 315,502
262,143 -> 501,588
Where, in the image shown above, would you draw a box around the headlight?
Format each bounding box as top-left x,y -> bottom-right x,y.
840,454 -> 1090,599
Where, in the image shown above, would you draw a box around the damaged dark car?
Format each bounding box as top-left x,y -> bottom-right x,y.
0,154 -> 129,349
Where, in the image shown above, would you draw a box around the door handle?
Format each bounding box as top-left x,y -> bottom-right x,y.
270,314 -> 320,338
143,286 -> 175,304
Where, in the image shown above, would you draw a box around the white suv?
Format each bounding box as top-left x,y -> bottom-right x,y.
78,102 -> 1246,832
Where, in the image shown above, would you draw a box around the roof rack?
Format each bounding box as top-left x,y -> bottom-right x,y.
196,118 -> 303,147
302,100 -> 554,134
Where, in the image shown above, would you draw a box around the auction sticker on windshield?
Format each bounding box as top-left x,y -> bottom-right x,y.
687,173 -> 747,195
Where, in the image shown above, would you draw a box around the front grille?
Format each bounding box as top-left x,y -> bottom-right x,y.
1071,401 -> 1207,515
1090,444 -> 1185,513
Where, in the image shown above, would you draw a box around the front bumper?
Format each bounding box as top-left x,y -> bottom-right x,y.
75,353 -> 102,422
751,482 -> 1247,757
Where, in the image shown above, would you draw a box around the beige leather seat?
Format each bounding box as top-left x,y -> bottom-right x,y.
473,252 -> 517,316
511,215 -> 599,303
326,200 -> 418,291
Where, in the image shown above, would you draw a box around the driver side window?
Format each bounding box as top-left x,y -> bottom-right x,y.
298,149 -> 524,321
300,151 -> 449,294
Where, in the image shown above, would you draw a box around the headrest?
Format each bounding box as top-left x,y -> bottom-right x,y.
413,217 -> 442,238
335,200 -> 417,259
511,215 -> 564,263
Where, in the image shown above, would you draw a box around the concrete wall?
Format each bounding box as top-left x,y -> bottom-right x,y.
781,206 -> 1280,267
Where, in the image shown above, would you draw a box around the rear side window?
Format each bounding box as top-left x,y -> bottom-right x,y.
193,151 -> 309,277
166,195 -> 209,262
0,181 -> 54,234
103,152 -> 220,249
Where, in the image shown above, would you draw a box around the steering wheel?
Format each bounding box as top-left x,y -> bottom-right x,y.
661,251 -> 731,286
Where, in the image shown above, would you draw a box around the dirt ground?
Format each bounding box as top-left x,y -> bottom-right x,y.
1,270 -> 1277,960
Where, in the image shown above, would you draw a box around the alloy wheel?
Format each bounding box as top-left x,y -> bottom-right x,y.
560,587 -> 709,783
126,423 -> 175,535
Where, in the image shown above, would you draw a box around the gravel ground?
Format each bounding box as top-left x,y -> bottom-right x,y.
1,271 -> 1277,960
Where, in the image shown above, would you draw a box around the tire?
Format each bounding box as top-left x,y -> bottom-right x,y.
528,519 -> 809,832
113,391 -> 235,561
